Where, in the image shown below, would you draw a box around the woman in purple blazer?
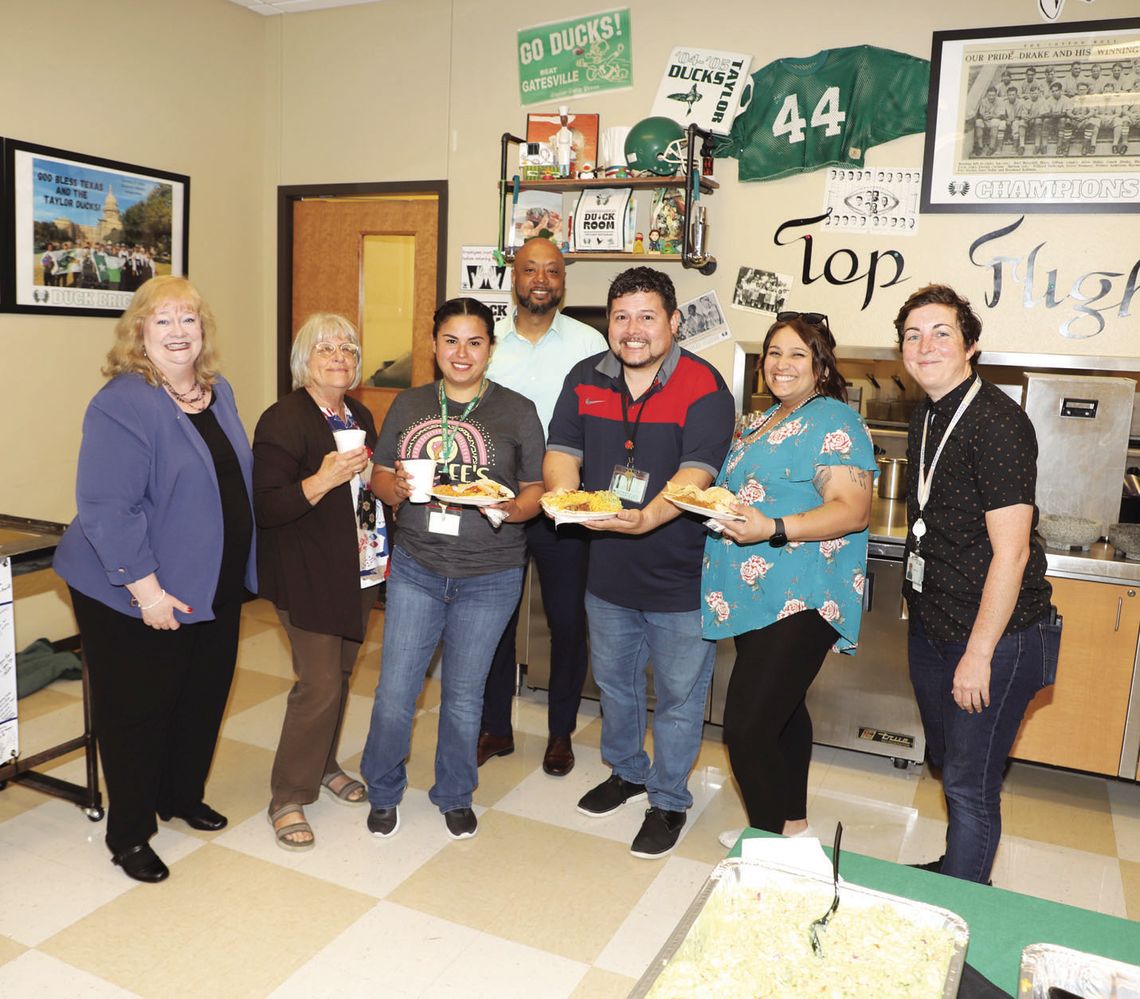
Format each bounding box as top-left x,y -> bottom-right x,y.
54,276 -> 256,884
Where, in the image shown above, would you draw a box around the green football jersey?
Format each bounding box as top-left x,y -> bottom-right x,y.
715,45 -> 930,181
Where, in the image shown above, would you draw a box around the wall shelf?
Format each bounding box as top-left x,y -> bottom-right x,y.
497,126 -> 719,274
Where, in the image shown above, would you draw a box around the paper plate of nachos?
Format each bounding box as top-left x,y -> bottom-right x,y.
541,488 -> 625,522
663,482 -> 746,522
430,480 -> 515,507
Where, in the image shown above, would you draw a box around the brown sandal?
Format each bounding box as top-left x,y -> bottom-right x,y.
320,771 -> 367,805
268,804 -> 315,851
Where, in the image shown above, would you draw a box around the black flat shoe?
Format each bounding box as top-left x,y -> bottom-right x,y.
159,803 -> 228,831
111,843 -> 170,883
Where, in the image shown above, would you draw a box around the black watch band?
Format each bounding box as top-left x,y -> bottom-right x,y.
769,516 -> 789,548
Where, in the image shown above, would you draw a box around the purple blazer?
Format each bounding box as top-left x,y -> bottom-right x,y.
54,373 -> 257,622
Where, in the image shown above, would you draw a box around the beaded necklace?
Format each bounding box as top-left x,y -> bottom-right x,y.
734,392 -> 820,450
162,377 -> 209,412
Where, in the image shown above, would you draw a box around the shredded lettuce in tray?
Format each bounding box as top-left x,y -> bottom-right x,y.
645,885 -> 958,999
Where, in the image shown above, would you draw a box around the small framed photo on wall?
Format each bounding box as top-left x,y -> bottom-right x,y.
921,16 -> 1140,213
2,139 -> 190,316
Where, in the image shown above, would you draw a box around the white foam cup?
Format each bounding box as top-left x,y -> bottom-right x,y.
333,428 -> 366,453
402,459 -> 437,503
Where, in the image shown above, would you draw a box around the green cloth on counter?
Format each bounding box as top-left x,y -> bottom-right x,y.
15,638 -> 82,698
730,830 -> 1140,995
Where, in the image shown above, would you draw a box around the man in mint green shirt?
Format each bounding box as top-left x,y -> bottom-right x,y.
479,238 -> 603,777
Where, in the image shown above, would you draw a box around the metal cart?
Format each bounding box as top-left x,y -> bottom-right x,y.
0,514 -> 103,822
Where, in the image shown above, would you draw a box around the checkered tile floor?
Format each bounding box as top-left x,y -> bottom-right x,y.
2,599 -> 1137,997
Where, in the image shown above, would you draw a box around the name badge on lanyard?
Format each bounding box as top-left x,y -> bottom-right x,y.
428,504 -> 462,536
910,376 -> 982,592
610,464 -> 649,503
613,378 -> 659,506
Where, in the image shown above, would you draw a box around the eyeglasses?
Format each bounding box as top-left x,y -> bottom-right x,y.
313,341 -> 361,360
776,311 -> 830,329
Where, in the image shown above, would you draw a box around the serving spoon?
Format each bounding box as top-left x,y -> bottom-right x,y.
809,821 -> 843,957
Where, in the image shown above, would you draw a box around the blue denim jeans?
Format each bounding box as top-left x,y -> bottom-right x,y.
360,546 -> 524,813
584,592 -> 717,812
909,616 -> 1053,883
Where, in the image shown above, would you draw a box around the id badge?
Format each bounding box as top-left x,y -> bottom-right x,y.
428,506 -> 461,536
905,551 -> 924,592
610,464 -> 649,503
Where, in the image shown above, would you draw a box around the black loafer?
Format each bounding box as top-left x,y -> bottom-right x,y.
159,803 -> 228,831
111,843 -> 170,883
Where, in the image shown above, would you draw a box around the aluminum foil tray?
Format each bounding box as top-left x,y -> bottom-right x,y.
1017,942 -> 1140,998
630,858 -> 969,999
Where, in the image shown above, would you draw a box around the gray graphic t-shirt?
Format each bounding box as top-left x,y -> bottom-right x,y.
376,380 -> 545,577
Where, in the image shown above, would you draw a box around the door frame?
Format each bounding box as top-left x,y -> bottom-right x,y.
276,180 -> 448,398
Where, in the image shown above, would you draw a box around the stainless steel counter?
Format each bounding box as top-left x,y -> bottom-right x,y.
869,496 -> 1140,585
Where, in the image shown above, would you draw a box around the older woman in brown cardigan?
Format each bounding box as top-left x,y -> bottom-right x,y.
253,313 -> 387,849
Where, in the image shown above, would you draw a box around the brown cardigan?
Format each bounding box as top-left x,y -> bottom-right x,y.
252,388 -> 378,641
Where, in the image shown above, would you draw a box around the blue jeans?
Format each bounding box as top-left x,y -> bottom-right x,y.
585,592 -> 716,812
360,546 -> 523,813
909,617 -> 1053,883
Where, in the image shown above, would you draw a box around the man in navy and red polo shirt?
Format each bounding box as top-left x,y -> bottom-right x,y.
544,267 -> 735,859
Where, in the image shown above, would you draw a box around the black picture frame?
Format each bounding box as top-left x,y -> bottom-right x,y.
921,17 -> 1140,213
1,139 -> 190,316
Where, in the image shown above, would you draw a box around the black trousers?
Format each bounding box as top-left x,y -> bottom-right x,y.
481,516 -> 589,739
69,588 -> 241,853
724,610 -> 837,833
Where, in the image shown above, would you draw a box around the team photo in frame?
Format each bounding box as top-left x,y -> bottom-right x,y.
921,17 -> 1140,213
2,139 -> 189,316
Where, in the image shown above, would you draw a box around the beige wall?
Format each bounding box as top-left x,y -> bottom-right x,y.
0,0 -> 270,641
3,0 -> 1137,641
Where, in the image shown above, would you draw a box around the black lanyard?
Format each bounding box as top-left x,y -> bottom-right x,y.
620,378 -> 660,468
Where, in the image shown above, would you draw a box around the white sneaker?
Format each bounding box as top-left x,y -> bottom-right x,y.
718,828 -> 745,850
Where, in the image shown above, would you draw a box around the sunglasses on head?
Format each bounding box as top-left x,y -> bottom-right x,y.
776,311 -> 830,329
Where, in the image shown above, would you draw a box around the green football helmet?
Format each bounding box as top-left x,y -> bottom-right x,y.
624,116 -> 687,176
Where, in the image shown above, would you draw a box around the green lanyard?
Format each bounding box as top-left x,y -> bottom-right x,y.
438,378 -> 487,463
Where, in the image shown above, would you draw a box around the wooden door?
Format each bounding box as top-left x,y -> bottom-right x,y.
288,192 -> 443,430
1010,577 -> 1140,775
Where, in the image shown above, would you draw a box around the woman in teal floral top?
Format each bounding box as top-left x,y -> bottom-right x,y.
701,314 -> 876,839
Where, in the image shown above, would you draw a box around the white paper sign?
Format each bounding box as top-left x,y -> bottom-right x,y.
650,46 -> 754,135
0,559 -> 18,763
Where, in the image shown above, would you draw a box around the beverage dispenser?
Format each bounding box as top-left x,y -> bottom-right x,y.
1022,373 -> 1135,536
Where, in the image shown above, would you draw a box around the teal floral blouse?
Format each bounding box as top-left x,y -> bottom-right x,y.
701,396 -> 877,653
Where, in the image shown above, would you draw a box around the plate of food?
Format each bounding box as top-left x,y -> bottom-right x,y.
663,482 -> 746,522
430,480 -> 515,507
541,488 -> 624,522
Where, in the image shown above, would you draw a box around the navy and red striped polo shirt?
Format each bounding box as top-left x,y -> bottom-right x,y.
548,342 -> 735,612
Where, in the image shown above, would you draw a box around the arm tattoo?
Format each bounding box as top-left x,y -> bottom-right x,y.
813,466 -> 832,492
846,467 -> 870,487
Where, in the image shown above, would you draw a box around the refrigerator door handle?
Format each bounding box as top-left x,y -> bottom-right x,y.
863,567 -> 874,613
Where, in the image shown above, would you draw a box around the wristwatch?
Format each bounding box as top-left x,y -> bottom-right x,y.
768,516 -> 789,548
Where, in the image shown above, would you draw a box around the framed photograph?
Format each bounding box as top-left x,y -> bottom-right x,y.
0,138 -> 7,310
921,17 -> 1140,213
2,139 -> 189,315
731,266 -> 792,315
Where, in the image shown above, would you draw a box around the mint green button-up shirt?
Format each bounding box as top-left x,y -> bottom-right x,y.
488,309 -> 605,439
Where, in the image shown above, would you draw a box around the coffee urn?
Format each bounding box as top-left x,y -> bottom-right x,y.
1022,373 -> 1135,536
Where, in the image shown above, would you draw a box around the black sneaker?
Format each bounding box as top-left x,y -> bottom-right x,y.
908,856 -> 944,873
444,807 -> 478,840
367,805 -> 399,838
630,807 -> 686,859
576,774 -> 648,817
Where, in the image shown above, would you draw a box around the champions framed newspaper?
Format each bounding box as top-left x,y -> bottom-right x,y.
921,17 -> 1140,213
2,139 -> 189,316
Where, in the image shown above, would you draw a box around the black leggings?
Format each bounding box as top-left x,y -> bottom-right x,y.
724,610 -> 838,833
